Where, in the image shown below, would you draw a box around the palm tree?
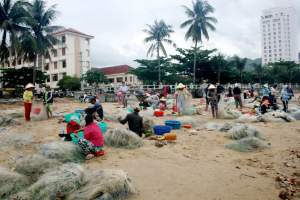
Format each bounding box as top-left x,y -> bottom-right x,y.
181,0 -> 217,84
24,0 -> 59,84
252,63 -> 263,84
0,0 -> 28,65
233,56 -> 247,83
143,19 -> 175,83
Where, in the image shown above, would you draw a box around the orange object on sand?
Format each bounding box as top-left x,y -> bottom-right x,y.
183,124 -> 192,129
154,110 -> 164,117
94,150 -> 105,157
164,133 -> 176,141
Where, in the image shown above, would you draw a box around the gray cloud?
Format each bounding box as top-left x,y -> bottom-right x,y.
48,0 -> 300,67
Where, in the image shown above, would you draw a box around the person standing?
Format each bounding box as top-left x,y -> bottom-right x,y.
23,83 -> 35,121
118,107 -> 143,137
207,85 -> 218,119
281,85 -> 292,112
43,86 -> 53,119
269,84 -> 278,110
260,84 -> 270,98
233,83 -> 243,110
119,82 -> 128,108
175,83 -> 192,115
216,83 -> 224,102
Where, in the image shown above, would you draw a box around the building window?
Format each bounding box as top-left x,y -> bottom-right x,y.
86,49 -> 90,57
54,61 -> 58,69
86,61 -> 90,68
52,74 -> 58,81
45,63 -> 49,71
53,49 -> 57,57
62,35 -> 66,43
62,72 -> 67,77
130,76 -> 133,82
62,48 -> 66,56
108,78 -> 114,83
46,75 -> 50,82
62,60 -> 66,68
116,77 -> 123,82
18,59 -> 21,65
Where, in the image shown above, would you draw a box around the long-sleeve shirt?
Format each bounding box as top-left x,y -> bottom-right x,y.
119,112 -> 143,134
233,87 -> 241,95
84,122 -> 104,147
23,90 -> 33,103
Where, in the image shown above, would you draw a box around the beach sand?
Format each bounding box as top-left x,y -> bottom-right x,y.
0,99 -> 299,200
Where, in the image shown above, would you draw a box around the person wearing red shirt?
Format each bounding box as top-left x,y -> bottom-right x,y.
75,115 -> 104,159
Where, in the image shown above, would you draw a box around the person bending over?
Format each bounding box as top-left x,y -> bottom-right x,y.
118,107 -> 143,137
86,96 -> 104,121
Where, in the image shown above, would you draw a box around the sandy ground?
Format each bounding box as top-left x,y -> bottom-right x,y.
0,98 -> 300,200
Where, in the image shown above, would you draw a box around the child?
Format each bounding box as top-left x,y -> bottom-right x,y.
75,115 -> 104,160
59,115 -> 81,141
159,97 -> 167,111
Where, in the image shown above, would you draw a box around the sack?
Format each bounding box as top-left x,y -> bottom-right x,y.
31,102 -> 48,121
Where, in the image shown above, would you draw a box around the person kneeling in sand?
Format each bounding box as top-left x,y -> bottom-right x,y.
74,115 -> 104,160
118,107 -> 143,137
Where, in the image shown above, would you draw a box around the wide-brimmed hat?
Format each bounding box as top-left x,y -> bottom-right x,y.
263,83 -> 269,87
176,83 -> 185,89
25,83 -> 35,89
160,97 -> 167,101
234,83 -> 239,87
208,84 -> 216,89
145,93 -> 151,97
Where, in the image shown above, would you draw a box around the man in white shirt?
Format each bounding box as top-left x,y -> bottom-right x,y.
119,82 -> 128,108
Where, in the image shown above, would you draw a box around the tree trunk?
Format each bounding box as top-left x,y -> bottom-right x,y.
157,43 -> 161,83
32,55 -> 37,84
193,41 -> 198,84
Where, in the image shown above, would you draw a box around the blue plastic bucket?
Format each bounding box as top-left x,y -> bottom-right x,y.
165,120 -> 181,130
98,121 -> 108,134
153,125 -> 172,135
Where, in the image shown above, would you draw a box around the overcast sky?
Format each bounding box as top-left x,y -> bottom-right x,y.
47,0 -> 300,67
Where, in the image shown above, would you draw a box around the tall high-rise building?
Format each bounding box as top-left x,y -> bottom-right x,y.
261,7 -> 298,65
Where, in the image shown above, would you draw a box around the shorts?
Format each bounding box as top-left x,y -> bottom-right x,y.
46,104 -> 53,112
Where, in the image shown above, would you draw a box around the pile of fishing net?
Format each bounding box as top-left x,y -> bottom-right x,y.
0,167 -> 29,199
225,124 -> 263,140
261,111 -> 295,122
105,109 -> 128,122
205,122 -> 232,132
290,109 -> 300,120
105,128 -> 143,149
225,137 -> 270,152
67,169 -> 136,200
0,115 -> 20,127
143,116 -> 154,132
218,97 -> 242,119
177,116 -> 200,127
39,141 -> 85,163
225,124 -> 270,152
14,155 -> 61,182
236,114 -> 262,123
0,133 -> 34,150
21,163 -> 86,200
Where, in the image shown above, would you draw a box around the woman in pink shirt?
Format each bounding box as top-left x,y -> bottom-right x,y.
76,115 -> 104,159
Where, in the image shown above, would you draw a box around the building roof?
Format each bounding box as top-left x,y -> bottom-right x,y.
52,28 -> 94,39
93,65 -> 133,75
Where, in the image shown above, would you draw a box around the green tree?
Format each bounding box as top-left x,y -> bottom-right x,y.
269,61 -> 300,83
252,63 -> 263,84
210,53 -> 227,83
181,0 -> 217,84
57,75 -> 81,91
0,67 -> 46,87
143,19 -> 175,83
81,69 -> 107,86
0,0 -> 28,64
233,56 -> 247,83
24,0 -> 60,84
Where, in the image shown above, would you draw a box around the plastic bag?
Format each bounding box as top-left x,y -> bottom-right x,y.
30,102 -> 48,121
